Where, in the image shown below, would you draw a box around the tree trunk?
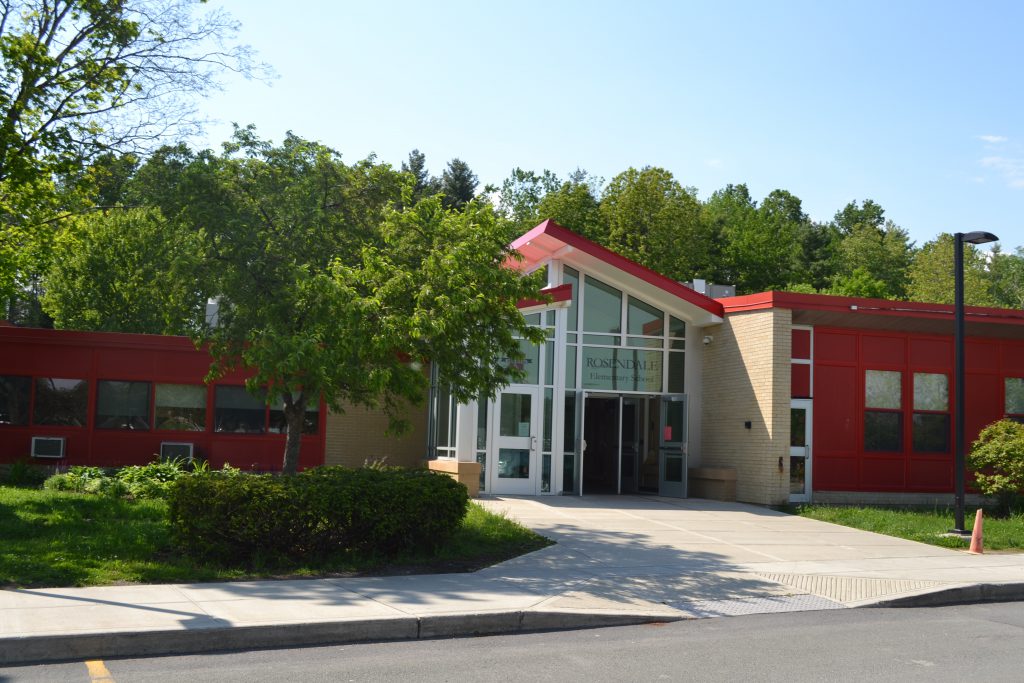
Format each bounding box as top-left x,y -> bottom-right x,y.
281,396 -> 306,475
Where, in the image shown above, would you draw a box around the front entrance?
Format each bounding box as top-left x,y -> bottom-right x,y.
580,393 -> 687,497
490,386 -> 542,495
789,399 -> 812,502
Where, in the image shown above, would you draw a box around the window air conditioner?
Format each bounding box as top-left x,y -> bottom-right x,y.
31,436 -> 66,459
159,442 -> 195,463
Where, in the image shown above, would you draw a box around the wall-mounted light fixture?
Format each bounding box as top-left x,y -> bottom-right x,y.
703,335 -> 714,346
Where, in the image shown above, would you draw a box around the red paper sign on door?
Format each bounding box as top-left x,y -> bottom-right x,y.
663,425 -> 672,441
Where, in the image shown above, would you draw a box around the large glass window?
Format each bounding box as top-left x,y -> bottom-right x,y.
214,386 -> 266,434
582,276 -> 622,334
912,373 -> 949,453
34,378 -> 88,426
96,380 -> 151,430
627,296 -> 663,337
866,370 -> 902,409
580,347 -> 662,392
155,384 -> 206,431
269,395 -> 320,435
865,411 -> 902,451
432,383 -> 457,458
564,266 -> 579,332
865,370 -> 901,452
0,375 -> 31,426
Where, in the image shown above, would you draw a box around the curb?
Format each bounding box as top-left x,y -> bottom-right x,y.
0,611 -> 682,666
866,582 -> 1024,609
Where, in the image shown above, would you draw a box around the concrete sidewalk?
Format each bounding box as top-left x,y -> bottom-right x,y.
3,495 -> 1023,666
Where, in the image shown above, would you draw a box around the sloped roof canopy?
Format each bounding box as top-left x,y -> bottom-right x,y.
511,220 -> 724,327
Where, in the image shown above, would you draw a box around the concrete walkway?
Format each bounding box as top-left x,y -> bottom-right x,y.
3,495 -> 1023,665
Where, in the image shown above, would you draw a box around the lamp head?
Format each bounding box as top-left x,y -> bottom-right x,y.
959,231 -> 999,245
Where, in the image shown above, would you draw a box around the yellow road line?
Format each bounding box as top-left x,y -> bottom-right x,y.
85,659 -> 115,683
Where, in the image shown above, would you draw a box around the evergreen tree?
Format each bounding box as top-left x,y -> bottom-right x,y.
441,158 -> 478,210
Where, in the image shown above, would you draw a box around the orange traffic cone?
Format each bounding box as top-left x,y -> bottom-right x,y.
968,508 -> 984,554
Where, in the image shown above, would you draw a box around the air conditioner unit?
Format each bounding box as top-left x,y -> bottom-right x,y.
159,442 -> 195,463
31,436 -> 66,459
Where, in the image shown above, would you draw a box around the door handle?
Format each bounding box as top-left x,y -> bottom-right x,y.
531,436 -> 538,451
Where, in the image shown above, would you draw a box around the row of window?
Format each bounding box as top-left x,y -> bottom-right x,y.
863,371 -> 1024,453
0,376 -> 318,434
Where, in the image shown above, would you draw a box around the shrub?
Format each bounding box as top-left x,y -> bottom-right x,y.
168,466 -> 469,566
43,466 -> 110,493
83,476 -> 131,497
115,458 -> 189,499
1,460 -> 50,488
969,419 -> 1024,516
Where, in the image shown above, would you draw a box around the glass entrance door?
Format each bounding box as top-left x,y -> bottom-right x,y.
491,387 -> 541,495
789,399 -> 812,502
658,395 -> 687,498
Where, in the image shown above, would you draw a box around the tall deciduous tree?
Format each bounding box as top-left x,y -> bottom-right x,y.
907,233 -> 994,307
833,199 -> 885,235
0,0 -> 263,314
0,0 -> 262,189
988,245 -> 1024,309
534,170 -> 606,242
601,166 -> 707,281
41,207 -> 208,334
194,132 -> 543,474
497,167 -> 560,230
836,220 -> 915,299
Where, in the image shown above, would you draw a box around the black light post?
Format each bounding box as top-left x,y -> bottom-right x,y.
952,230 -> 999,533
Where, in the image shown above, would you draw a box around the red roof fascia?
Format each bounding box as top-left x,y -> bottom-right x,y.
517,283 -> 572,310
512,220 -> 725,318
718,290 -> 1024,326
0,325 -> 202,350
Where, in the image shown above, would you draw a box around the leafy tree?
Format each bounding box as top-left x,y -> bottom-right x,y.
988,245 -> 1024,309
41,207 -> 208,334
701,184 -> 757,288
793,221 -> 840,291
0,0 -> 262,190
969,419 -> 1024,516
601,167 -> 707,281
836,220 -> 915,299
907,233 -> 994,306
191,132 -> 544,474
833,199 -> 885,236
440,158 -> 478,210
534,170 -> 606,242
828,267 -> 891,299
736,188 -> 804,291
0,0 -> 262,318
497,167 -> 560,230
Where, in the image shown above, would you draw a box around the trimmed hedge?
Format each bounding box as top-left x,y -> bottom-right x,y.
167,466 -> 469,566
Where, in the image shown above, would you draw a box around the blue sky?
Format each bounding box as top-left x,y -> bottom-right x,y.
199,0 -> 1024,250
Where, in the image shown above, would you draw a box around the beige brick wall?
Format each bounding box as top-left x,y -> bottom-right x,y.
701,308 -> 791,505
324,400 -> 429,469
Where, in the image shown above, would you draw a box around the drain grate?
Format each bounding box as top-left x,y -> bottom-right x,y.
756,573 -> 948,604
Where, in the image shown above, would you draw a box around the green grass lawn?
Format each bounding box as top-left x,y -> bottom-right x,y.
0,486 -> 552,588
791,504 -> 1024,551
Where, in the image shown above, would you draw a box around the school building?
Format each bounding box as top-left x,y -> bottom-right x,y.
2,219 -> 1023,505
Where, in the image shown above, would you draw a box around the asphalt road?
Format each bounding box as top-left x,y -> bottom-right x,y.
3,602 -> 1024,682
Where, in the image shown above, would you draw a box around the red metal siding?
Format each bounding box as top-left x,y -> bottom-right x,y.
812,326 -> 1024,493
0,328 -> 325,470
792,329 -> 811,360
